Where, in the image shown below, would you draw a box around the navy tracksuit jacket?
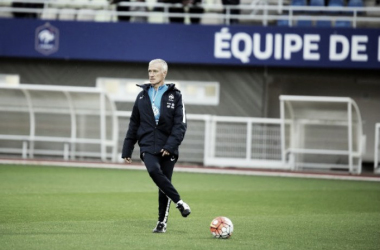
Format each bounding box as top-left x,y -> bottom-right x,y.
121,83 -> 187,158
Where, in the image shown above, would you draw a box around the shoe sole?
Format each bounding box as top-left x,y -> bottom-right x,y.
181,210 -> 191,217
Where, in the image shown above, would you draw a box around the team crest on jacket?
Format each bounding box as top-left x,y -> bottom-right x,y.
169,94 -> 174,102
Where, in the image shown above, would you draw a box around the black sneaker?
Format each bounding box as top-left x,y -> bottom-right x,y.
152,221 -> 166,233
176,200 -> 191,218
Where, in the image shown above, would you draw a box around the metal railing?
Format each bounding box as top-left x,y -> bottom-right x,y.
1,0 -> 380,26
116,112 -> 284,168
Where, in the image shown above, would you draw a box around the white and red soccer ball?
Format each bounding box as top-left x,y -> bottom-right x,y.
210,216 -> 234,239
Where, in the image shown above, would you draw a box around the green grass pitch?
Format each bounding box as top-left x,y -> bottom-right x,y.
0,164 -> 379,250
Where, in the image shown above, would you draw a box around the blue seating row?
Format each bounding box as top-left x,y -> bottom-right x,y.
291,0 -> 363,7
277,19 -> 351,27
277,0 -> 364,27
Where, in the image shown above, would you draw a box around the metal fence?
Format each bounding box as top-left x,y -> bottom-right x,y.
0,83 -> 368,174
116,113 -> 283,168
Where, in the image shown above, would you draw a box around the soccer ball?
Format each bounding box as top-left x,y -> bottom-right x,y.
210,216 -> 234,239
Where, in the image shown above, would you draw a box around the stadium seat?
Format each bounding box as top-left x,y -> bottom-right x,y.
347,0 -> 364,15
291,0 -> 307,13
71,0 -> 92,9
148,11 -> 166,24
77,9 -> 95,21
277,18 -> 291,26
328,0 -> 344,14
310,0 -> 325,6
41,8 -> 59,20
328,0 -> 344,6
203,0 -> 224,12
291,0 -> 307,6
58,8 -> 76,21
296,19 -> 313,26
348,0 -> 364,7
364,0 -> 380,16
0,0 -> 12,7
94,10 -> 113,22
309,0 -> 325,14
201,13 -> 223,25
50,0 -> 68,9
335,20 -> 352,27
0,0 -> 12,18
0,11 -> 12,18
316,20 -> 332,27
91,0 -> 110,10
92,0 -> 109,3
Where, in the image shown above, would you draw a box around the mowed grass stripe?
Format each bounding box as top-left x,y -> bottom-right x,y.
0,165 -> 379,250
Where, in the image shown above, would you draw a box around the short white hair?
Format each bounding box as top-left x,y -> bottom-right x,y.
149,59 -> 168,73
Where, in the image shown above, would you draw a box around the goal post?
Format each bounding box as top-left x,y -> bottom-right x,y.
280,95 -> 365,174
375,123 -> 380,173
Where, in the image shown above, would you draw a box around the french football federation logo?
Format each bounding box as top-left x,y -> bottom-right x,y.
35,23 -> 59,55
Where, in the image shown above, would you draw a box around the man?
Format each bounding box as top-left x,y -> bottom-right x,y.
12,1 -> 44,18
165,0 -> 204,24
109,0 -> 131,22
122,59 -> 191,233
222,0 -> 240,24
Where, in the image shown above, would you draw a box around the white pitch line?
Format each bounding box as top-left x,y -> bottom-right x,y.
0,158 -> 379,182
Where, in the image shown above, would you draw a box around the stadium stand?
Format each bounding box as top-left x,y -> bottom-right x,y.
0,0 -> 379,27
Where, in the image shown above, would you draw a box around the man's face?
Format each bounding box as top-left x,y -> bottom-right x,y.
148,62 -> 167,87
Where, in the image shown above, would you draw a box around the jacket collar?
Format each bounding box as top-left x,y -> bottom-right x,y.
137,83 -> 177,92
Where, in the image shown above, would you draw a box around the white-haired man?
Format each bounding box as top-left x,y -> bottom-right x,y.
121,59 -> 190,233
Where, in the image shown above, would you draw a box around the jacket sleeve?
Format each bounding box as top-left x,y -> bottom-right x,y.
163,92 -> 187,154
121,95 -> 140,158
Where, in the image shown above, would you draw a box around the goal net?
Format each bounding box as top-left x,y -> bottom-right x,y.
280,95 -> 365,174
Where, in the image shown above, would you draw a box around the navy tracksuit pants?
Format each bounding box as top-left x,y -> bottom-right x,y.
142,152 -> 180,223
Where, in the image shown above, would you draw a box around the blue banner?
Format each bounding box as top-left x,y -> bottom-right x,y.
0,18 -> 379,69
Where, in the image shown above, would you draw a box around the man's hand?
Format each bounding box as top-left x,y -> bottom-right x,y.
161,149 -> 170,157
124,158 -> 132,164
